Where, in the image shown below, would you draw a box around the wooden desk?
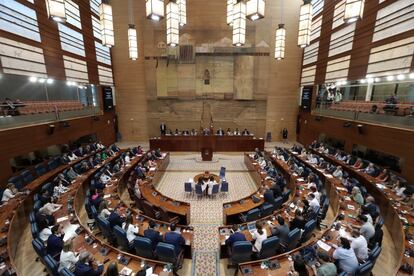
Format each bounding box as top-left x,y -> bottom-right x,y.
222,154 -> 296,225
4,149 -> 102,275
237,150 -> 366,275
309,148 -> 406,275
149,135 -> 265,152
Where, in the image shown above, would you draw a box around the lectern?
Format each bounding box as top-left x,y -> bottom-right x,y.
201,147 -> 213,161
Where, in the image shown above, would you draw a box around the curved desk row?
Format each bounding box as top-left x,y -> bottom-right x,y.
222,154 -> 296,225
4,147 -> 104,275
236,150 -> 369,275
309,148 -> 406,275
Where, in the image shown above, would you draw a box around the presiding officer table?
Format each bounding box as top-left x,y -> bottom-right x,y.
149,135 -> 265,152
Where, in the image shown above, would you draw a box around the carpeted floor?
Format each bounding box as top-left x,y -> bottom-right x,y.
155,153 -> 258,275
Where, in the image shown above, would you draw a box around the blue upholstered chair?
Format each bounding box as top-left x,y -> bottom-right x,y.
282,228 -> 301,252
44,254 -> 59,276
35,164 -> 48,176
228,241 -> 252,268
258,236 -> 280,259
184,182 -> 192,197
155,242 -> 184,271
113,225 -> 131,251
96,216 -> 115,244
260,202 -> 274,218
133,236 -> 155,259
301,219 -> 317,242
239,208 -> 261,223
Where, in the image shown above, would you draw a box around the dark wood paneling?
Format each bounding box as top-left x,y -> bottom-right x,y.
0,112 -> 116,187
297,112 -> 414,183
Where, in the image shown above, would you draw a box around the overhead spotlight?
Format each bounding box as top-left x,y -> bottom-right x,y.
38,78 -> 46,83
386,75 -> 394,81
409,73 -> 414,79
360,79 -> 366,84
29,76 -> 38,82
46,78 -> 54,84
397,74 -> 405,81
374,77 -> 381,82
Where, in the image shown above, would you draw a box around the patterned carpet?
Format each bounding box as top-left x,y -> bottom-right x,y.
155,153 -> 257,275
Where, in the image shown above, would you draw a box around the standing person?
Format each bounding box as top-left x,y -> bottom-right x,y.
282,128 -> 288,144
160,122 -> 167,136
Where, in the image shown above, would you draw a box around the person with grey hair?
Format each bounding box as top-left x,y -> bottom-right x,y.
311,251 -> 337,276
351,186 -> 364,206
74,251 -> 103,276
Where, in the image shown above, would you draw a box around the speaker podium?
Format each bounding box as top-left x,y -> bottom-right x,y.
201,147 -> 213,161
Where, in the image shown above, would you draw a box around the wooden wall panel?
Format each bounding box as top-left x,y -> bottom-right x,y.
297,112 -> 414,183
0,112 -> 116,186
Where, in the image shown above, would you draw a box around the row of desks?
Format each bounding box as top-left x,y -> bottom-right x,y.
232,150 -> 371,275
149,135 -> 265,152
3,149 -> 103,275
309,148 -> 407,275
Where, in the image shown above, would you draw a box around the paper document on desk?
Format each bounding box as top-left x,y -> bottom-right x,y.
56,216 -> 69,223
149,167 -> 156,172
324,174 -> 333,178
63,223 -> 80,242
339,228 -> 352,240
119,267 -> 132,275
317,240 -> 332,252
103,194 -> 111,199
336,187 -> 347,192
296,178 -> 305,182
344,196 -> 352,201
347,204 -> 355,210
376,183 -> 386,190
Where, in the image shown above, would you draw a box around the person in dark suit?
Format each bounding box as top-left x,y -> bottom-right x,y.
270,183 -> 283,198
160,122 -> 167,135
225,224 -> 246,252
264,188 -> 276,204
289,209 -> 306,230
242,128 -> 250,135
108,207 -> 124,229
216,128 -> 225,136
163,224 -> 185,255
74,251 -> 104,276
271,216 -> 290,244
46,224 -> 65,261
144,220 -> 163,250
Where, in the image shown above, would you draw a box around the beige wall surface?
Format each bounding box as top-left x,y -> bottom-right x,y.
111,0 -> 303,141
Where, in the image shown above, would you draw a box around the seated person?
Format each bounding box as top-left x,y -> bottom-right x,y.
68,152 -> 78,162
74,251 -> 104,276
226,128 -> 232,135
99,172 -> 111,184
353,158 -> 363,170
234,128 -> 241,136
61,153 -> 71,164
66,167 -> 79,181
310,186 -> 320,202
332,166 -> 343,180
59,240 -> 79,272
289,209 -> 305,231
39,196 -> 62,221
241,128 -> 250,135
310,251 -> 337,276
308,193 -> 320,214
351,186 -> 364,206
122,214 -> 139,243
108,206 -> 125,229
271,216 -> 290,244
331,237 -> 359,274
79,162 -> 90,173
358,215 -> 375,242
144,220 -> 163,250
89,188 -> 103,209
225,224 -> 246,252
124,152 -> 131,164
393,180 -> 407,199
363,163 -> 376,176
375,169 -> 389,183
216,128 -> 225,136
252,221 -> 267,253
349,229 -> 368,261
1,183 -> 23,202
98,200 -> 111,218
361,196 -> 380,222
163,223 -> 185,255
47,224 -> 65,261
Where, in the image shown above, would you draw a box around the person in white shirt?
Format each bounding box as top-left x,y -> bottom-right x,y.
308,154 -> 318,164
350,229 -> 368,261
122,214 -> 139,243
1,183 -> 22,202
259,158 -> 267,169
39,197 -> 62,216
59,240 -> 79,272
98,200 -> 111,218
252,221 -> 267,252
99,173 -> 111,184
53,183 -> 69,197
39,226 -> 52,242
308,193 -> 320,214
124,152 -> 131,164
68,152 -> 78,162
333,166 -> 343,180
310,186 -> 320,203
134,180 -> 142,199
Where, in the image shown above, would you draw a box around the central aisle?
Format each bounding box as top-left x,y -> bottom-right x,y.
155,153 -> 258,275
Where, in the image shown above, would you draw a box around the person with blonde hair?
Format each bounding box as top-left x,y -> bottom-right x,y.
59,240 -> 79,272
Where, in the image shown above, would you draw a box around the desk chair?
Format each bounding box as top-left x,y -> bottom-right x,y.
44,254 -> 59,276
239,208 -> 261,223
155,242 -> 184,275
273,196 -> 284,210
227,241 -> 252,272
220,181 -> 229,197
113,225 -> 132,251
195,184 -> 203,199
32,238 -> 46,264
368,244 -> 381,264
8,175 -> 24,190
21,170 -> 34,186
356,260 -> 374,276
35,164 -> 48,176
219,167 -> 226,179
281,228 -> 301,252
210,184 -> 220,199
260,203 -> 274,218
96,216 -> 115,244
31,222 -> 39,239
60,267 -> 75,276
133,237 -> 155,259
301,219 -> 317,243
258,236 -> 280,259
184,182 -> 193,197
282,189 -> 291,203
